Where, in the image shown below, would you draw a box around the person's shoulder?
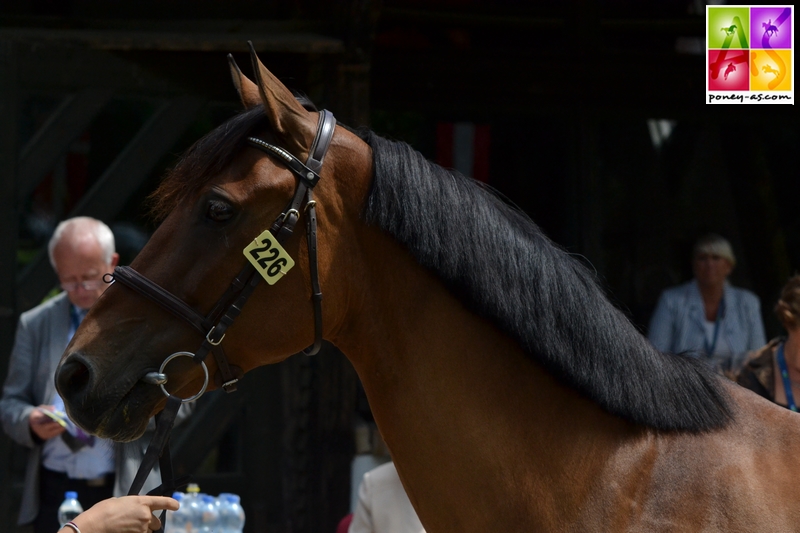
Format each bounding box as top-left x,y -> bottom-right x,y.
726,284 -> 760,306
364,461 -> 400,485
19,292 -> 69,325
738,338 -> 781,387
659,281 -> 694,300
747,338 -> 780,368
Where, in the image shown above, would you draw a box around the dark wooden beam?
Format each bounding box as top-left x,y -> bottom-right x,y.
69,96 -> 203,220
369,46 -> 776,118
15,96 -> 204,312
13,42 -> 181,94
17,87 -> 113,204
381,7 -> 704,34
0,37 -> 19,533
1,28 -> 344,54
0,42 -> 17,323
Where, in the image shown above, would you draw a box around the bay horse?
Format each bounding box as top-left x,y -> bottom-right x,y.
57,47 -> 800,531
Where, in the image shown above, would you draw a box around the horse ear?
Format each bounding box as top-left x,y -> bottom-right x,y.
228,54 -> 261,110
247,42 -> 315,154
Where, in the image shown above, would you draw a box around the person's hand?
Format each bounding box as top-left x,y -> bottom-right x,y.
29,405 -> 66,440
64,495 -> 179,533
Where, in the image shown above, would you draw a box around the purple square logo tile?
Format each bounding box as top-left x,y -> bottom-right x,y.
750,7 -> 792,49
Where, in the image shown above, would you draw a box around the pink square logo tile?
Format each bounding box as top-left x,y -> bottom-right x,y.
708,49 -> 750,91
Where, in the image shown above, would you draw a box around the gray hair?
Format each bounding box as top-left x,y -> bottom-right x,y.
48,216 -> 116,268
692,233 -> 736,267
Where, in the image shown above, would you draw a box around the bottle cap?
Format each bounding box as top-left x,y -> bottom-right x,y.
172,492 -> 184,500
65,491 -> 78,500
186,483 -> 200,493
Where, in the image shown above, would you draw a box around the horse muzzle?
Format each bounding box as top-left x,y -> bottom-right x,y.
55,352 -> 95,421
56,351 -> 158,440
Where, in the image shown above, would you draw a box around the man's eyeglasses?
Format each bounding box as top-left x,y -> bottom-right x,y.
60,279 -> 105,292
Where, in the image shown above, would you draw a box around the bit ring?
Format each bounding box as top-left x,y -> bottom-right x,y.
158,351 -> 209,403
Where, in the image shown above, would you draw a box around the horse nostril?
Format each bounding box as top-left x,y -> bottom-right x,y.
56,354 -> 93,405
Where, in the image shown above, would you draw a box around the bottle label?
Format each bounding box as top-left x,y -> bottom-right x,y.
59,510 -> 81,525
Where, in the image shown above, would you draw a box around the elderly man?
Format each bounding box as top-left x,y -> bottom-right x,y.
1,217 -> 192,533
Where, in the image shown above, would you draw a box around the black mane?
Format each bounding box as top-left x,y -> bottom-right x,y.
362,131 -> 731,432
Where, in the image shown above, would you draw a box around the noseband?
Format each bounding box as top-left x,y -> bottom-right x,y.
110,110 -> 335,506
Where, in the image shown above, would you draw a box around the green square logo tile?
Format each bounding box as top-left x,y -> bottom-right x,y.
708,7 -> 750,49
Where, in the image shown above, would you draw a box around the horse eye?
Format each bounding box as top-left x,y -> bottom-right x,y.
206,199 -> 235,223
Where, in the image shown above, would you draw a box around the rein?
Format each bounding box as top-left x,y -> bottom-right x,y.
106,110 -> 336,520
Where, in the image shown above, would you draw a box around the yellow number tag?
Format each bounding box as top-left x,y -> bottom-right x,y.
243,229 -> 295,285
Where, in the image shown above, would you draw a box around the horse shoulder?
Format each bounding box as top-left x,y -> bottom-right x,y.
587,382 -> 800,530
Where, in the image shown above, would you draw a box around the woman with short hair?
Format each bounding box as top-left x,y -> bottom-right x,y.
647,233 -> 766,374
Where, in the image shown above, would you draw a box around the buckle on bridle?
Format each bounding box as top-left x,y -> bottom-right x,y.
281,208 -> 300,223
222,378 -> 239,393
206,326 -> 225,346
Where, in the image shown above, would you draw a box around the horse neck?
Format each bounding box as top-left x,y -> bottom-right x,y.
331,227 -> 636,530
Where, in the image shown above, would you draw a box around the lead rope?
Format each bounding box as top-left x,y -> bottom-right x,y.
127,395 -> 187,533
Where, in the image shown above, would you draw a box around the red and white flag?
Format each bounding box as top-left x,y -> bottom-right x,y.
436,122 -> 491,183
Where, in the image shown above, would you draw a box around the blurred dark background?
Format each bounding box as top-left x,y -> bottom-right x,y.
1,1 -> 797,532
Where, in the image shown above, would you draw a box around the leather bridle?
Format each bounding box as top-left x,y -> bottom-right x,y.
109,110 -> 336,508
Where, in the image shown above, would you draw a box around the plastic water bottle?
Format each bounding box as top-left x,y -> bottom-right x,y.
197,494 -> 219,533
224,494 -> 245,533
164,492 -> 185,533
215,493 -> 245,533
57,491 -> 83,528
180,484 -> 201,532
215,493 -> 234,533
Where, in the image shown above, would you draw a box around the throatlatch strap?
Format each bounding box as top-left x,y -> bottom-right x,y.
298,110 -> 333,355
247,109 -> 334,357
307,110 -> 336,172
302,187 -> 323,356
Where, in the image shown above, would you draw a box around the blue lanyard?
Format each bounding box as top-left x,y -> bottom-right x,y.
703,298 -> 725,356
776,343 -> 797,412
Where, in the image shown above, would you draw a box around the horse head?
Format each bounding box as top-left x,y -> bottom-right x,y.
56,45 -> 373,441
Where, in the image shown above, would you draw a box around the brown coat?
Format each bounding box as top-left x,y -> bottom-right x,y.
736,337 -> 785,406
